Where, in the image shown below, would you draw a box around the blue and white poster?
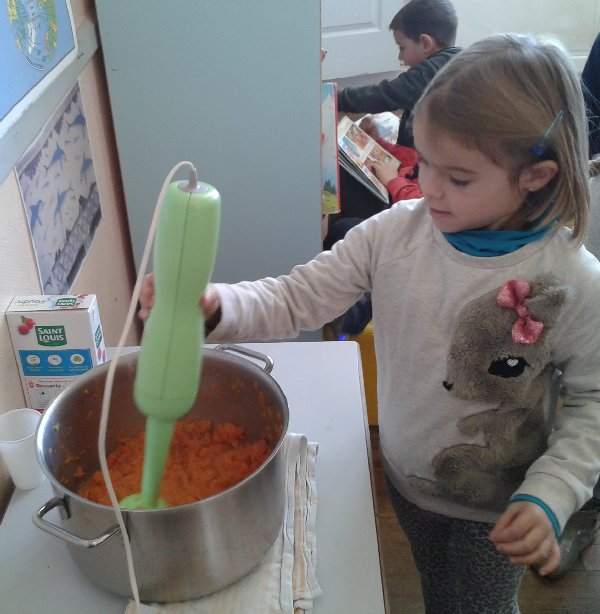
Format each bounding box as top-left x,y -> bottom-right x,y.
16,82 -> 101,294
1,0 -> 76,126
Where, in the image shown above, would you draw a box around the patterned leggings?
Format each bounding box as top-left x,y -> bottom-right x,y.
386,477 -> 525,614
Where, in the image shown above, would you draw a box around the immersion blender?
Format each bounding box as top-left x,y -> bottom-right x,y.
120,168 -> 220,509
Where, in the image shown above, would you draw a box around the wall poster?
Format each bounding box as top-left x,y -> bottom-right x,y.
1,0 -> 77,138
16,82 -> 101,294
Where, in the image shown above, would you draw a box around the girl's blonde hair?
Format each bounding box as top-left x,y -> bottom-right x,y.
415,33 -> 590,243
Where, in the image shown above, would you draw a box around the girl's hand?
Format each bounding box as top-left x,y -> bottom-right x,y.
200,285 -> 222,332
489,501 -> 560,575
138,273 -> 222,331
371,159 -> 400,186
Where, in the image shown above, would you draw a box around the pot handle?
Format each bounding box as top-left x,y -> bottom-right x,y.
33,497 -> 121,548
213,344 -> 274,374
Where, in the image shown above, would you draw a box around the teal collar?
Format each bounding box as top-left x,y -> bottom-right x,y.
442,225 -> 551,257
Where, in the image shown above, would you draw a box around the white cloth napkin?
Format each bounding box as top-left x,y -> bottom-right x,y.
126,433 -> 321,614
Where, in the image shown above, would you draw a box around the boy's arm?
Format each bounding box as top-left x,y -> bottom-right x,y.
338,67 -> 429,114
366,137 -> 421,202
337,49 -> 459,114
385,170 -> 422,203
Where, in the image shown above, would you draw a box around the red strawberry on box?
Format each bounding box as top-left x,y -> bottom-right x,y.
18,316 -> 35,334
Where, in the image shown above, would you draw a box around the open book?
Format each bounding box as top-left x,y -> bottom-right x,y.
337,115 -> 400,203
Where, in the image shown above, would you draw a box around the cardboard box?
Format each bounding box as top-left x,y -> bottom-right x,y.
6,294 -> 107,411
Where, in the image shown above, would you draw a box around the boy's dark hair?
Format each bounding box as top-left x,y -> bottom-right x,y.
389,0 -> 457,49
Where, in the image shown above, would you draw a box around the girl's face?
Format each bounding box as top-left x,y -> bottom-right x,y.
413,114 -> 527,233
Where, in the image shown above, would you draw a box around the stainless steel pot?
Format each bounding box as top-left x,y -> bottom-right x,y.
33,344 -> 289,602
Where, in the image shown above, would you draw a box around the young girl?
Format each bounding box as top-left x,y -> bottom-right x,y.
140,34 -> 600,612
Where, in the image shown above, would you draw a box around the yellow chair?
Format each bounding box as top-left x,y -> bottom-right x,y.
323,321 -> 378,424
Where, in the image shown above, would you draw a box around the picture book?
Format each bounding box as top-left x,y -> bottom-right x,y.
337,115 -> 400,203
321,83 -> 340,215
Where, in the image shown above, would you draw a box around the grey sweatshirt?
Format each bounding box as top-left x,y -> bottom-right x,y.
210,200 -> 600,532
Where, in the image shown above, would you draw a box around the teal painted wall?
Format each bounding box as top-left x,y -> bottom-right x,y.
96,1 -> 322,285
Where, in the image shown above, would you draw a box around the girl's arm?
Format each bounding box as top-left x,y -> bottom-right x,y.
139,216 -> 379,341
498,255 -> 600,561
209,230 -> 374,342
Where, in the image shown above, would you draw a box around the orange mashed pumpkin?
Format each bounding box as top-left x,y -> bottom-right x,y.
79,419 -> 273,507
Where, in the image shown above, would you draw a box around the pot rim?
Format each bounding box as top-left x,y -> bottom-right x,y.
36,346 -> 289,513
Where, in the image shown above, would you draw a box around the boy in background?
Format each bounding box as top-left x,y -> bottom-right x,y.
337,0 -> 461,148
326,0 -> 461,337
334,0 -> 461,221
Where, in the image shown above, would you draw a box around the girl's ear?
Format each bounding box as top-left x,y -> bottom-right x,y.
519,160 -> 559,194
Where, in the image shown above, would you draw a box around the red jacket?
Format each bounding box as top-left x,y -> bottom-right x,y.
377,139 -> 422,203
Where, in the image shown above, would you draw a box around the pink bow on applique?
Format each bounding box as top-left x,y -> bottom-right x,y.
496,279 -> 544,344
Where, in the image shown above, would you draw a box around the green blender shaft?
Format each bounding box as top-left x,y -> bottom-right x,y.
130,171 -> 220,508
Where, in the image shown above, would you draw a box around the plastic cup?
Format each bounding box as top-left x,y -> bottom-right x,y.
0,408 -> 46,490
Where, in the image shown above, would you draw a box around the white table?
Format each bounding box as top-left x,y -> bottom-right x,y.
1,341 -> 385,613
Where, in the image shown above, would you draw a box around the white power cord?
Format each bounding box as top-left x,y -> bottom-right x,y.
97,161 -> 196,610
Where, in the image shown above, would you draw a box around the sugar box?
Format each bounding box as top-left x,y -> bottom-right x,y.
6,294 -> 107,410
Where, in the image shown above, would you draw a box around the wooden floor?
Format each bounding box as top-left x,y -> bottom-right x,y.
369,426 -> 600,614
